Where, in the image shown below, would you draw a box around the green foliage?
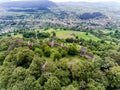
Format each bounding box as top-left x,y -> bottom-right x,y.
0,51 -> 6,65
43,46 -> 51,57
0,38 -> 13,51
28,55 -> 43,79
23,31 -> 50,39
71,61 -> 86,81
86,79 -> 106,90
54,69 -> 70,86
45,61 -> 57,73
16,48 -> 34,68
112,30 -> 120,39
53,51 -> 61,61
57,59 -> 69,70
34,48 -> 43,57
86,32 -> 89,35
62,85 -> 78,90
0,66 -> 15,89
91,70 -> 109,88
38,72 -> 52,86
44,76 -> 61,90
67,44 -> 78,55
23,32 -> 36,38
7,67 -> 42,90
107,66 -> 120,89
52,31 -> 56,37
61,50 -> 67,57
0,35 -> 119,90
95,57 -> 116,71
42,44 -> 51,57
37,32 -> 50,38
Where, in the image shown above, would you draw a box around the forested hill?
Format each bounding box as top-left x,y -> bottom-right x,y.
0,29 -> 120,90
0,0 -> 56,9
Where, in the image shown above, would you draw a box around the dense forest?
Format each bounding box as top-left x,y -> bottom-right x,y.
0,28 -> 120,90
79,12 -> 104,20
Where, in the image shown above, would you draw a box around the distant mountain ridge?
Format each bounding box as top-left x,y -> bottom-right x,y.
0,0 -> 56,9
57,1 -> 120,7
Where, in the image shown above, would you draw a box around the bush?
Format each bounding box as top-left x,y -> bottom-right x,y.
67,44 -> 78,55
34,48 -> 43,57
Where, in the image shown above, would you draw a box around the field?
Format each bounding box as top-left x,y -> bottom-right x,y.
56,30 -> 100,41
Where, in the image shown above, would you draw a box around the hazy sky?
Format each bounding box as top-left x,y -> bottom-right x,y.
51,0 -> 120,2
0,0 -> 120,2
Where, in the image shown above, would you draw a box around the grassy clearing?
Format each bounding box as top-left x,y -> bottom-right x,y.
12,34 -> 23,38
100,29 -> 114,34
56,30 -> 75,39
60,55 -> 86,61
76,32 -> 100,41
56,30 -> 100,41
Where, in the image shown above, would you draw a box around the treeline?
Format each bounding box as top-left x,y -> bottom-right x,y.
23,31 -> 50,39
79,12 -> 104,20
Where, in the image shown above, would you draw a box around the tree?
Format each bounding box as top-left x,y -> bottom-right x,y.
23,76 -> 42,90
37,32 -> 50,38
94,57 -> 116,71
100,39 -> 105,44
29,55 -> 44,79
52,31 -> 56,37
44,46 -> 51,57
63,85 -> 77,90
6,67 -> 27,90
71,61 -> 85,81
86,79 -> 106,90
61,50 -> 67,57
34,48 -> 43,57
44,76 -> 61,90
53,51 -> 61,61
0,66 -> 15,89
75,36 -> 78,39
57,59 -> 69,70
16,48 -> 34,68
66,38 -> 75,43
86,32 -> 89,35
54,69 -> 70,86
115,30 -> 119,33
23,32 -> 36,38
45,61 -> 57,73
0,38 -> 13,51
7,67 -> 42,90
0,51 -> 6,65
107,66 -> 120,89
67,44 -> 78,55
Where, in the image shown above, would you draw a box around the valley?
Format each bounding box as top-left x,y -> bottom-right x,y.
0,0 -> 120,90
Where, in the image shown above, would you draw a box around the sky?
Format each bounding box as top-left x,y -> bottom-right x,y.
51,0 -> 120,2
0,0 -> 120,2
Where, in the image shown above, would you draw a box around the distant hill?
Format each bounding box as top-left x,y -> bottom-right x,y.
79,12 -> 105,20
0,0 -> 56,9
57,1 -> 120,7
